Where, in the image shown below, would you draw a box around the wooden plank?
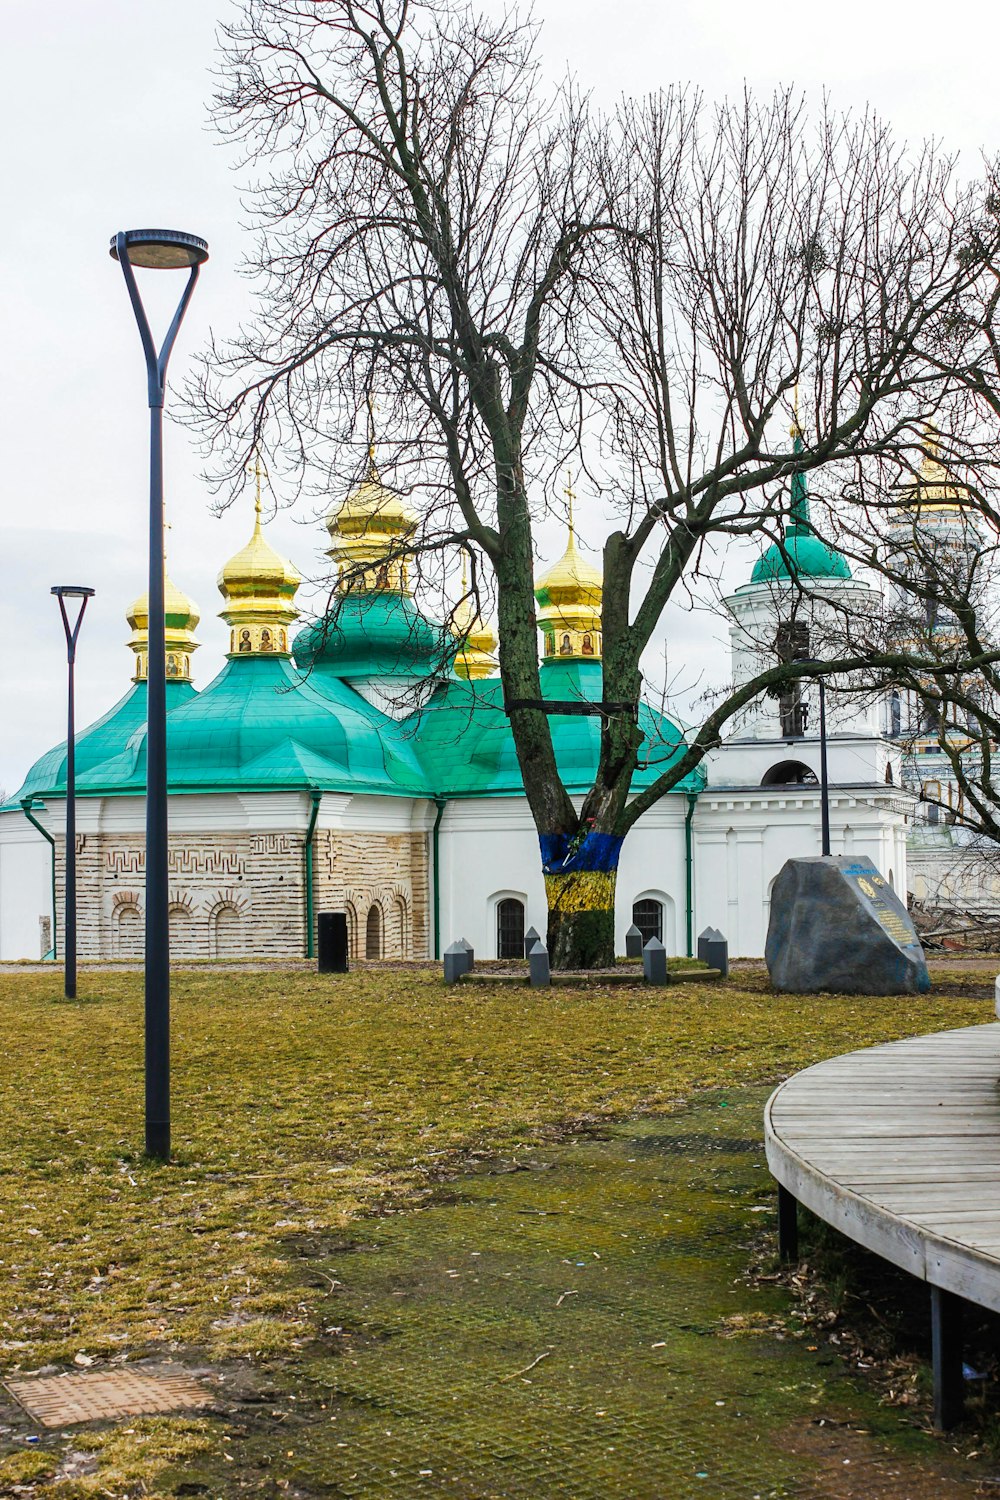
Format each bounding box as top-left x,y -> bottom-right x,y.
765,1021 -> 1000,1315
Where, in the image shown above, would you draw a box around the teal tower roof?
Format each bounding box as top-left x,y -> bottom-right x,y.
411,657 -> 704,798
750,430 -> 851,584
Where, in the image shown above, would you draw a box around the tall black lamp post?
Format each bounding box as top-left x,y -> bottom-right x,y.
110,228 -> 208,1161
51,586 -> 95,999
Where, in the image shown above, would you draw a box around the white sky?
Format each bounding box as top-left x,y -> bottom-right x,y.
1,0 -> 997,794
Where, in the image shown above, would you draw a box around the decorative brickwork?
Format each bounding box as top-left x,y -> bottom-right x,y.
52,820 -> 430,960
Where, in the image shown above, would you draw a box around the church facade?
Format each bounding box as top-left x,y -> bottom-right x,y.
0,451 -> 914,963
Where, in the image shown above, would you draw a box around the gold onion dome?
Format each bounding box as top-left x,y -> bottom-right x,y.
534,486 -> 603,659
327,454 -> 417,595
451,559 -> 498,680
218,490 -> 301,657
901,425 -> 968,515
127,571 -> 200,683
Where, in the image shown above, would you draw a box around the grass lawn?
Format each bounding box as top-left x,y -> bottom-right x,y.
0,965 -> 993,1498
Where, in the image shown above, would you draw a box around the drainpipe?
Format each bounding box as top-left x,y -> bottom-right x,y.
684,791 -> 699,958
21,799 -> 56,960
432,797 -> 447,960
304,789 -> 322,959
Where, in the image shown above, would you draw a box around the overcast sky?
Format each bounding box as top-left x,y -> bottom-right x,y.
2,0 -> 997,795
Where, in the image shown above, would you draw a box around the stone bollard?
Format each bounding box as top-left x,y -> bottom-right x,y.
697,926 -> 722,964
523,925 -> 541,960
705,933 -> 729,978
642,936 -> 668,985
458,938 -> 474,972
625,923 -> 643,959
317,911 -> 349,973
528,940 -> 551,988
443,942 -> 469,984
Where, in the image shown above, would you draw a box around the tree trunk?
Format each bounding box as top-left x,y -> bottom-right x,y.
541,831 -> 622,970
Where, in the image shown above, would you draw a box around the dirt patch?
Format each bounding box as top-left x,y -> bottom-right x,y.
776,1418 -> 988,1498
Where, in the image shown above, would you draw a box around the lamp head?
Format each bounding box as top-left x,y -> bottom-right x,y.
109,229 -> 209,269
51,586 -> 96,599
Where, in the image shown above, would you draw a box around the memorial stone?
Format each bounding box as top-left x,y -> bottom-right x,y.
443,942 -> 468,984
642,936 -> 668,986
697,926 -> 722,963
625,924 -> 643,959
528,941 -> 551,988
766,855 -> 930,995
705,933 -> 729,978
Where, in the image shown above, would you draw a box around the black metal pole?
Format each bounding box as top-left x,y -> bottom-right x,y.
145,403 -> 170,1160
65,646 -> 77,999
818,676 -> 831,857
112,229 -> 204,1162
53,589 -> 93,1000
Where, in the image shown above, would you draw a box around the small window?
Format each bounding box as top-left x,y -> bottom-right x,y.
366,903 -> 382,960
632,899 -> 663,946
761,760 -> 818,786
497,898 -> 525,959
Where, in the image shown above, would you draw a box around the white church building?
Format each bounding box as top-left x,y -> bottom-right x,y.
0,451 -> 911,963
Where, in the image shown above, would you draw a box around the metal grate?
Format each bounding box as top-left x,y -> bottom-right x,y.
5,1367 -> 211,1427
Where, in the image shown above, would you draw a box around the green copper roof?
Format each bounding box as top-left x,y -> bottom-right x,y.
750,434 -> 852,584
74,656 -> 427,798
293,592 -> 455,681
11,679 -> 197,805
410,658 -> 704,797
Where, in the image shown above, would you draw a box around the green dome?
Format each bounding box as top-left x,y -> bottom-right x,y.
74,656 -> 426,797
10,680 -> 197,806
411,658 -> 704,797
750,528 -> 852,584
293,592 -> 454,681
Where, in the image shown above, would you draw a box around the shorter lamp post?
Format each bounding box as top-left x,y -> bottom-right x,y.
799,660 -> 831,857
51,586 -> 95,999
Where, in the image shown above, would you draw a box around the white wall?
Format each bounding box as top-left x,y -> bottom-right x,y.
693,787 -> 912,957
437,796 -> 690,958
0,811 -> 52,960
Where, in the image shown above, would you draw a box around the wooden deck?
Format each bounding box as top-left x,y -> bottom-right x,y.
764,1020 -> 1000,1428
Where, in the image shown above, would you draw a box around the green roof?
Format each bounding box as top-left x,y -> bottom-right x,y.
409,658 -> 704,798
11,679 -> 197,806
750,435 -> 852,584
750,529 -> 852,584
73,656 -> 427,798
293,592 -> 455,681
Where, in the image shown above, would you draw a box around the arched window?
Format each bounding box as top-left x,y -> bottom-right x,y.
394,895 -> 409,958
114,904 -> 143,959
885,762 -> 894,784
169,903 -> 196,959
366,903 -> 382,960
210,904 -> 242,959
761,760 -> 819,786
890,690 -> 901,738
632,899 -> 663,946
497,898 -> 525,959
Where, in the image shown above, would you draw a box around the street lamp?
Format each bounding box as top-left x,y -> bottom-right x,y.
799,659 -> 832,857
51,587 -> 94,998
110,228 -> 208,1161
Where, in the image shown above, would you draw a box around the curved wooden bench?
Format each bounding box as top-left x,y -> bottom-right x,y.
765,1022 -> 1000,1429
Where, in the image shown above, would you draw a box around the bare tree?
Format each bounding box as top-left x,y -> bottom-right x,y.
192,0 -> 1000,966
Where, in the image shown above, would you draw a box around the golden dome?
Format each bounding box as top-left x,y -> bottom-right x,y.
327,458 -> 417,594
218,498 -> 301,657
451,560 -> 498,679
901,425 -> 967,515
127,572 -> 200,683
534,519 -> 603,661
